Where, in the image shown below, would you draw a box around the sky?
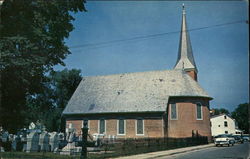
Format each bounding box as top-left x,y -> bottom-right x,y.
55,1 -> 249,112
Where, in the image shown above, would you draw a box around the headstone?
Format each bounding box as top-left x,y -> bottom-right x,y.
26,132 -> 39,152
112,135 -> 116,143
39,132 -> 50,152
11,135 -> 17,151
49,132 -> 59,152
60,130 -> 79,155
1,131 -> 9,142
29,122 -> 36,130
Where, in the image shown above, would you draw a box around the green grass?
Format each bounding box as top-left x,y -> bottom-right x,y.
0,152 -> 80,159
0,152 -> 115,159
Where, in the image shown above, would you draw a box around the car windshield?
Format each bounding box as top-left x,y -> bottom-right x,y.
216,134 -> 230,138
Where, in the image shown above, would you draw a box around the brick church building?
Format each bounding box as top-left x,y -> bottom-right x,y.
62,5 -> 212,139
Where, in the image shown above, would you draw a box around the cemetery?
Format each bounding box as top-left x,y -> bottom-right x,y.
0,122 -> 209,159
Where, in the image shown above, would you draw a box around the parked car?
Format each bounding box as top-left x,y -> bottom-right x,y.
233,135 -> 244,144
214,134 -> 235,147
242,135 -> 249,142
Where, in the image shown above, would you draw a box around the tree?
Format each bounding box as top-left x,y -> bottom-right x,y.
25,69 -> 82,132
49,68 -> 82,132
0,0 -> 86,133
213,108 -> 230,115
231,103 -> 249,134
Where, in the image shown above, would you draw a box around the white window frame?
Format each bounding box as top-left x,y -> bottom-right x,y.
136,118 -> 144,136
170,103 -> 178,120
196,102 -> 203,120
117,119 -> 126,135
98,119 -> 106,135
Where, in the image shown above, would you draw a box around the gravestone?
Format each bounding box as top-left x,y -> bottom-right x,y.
26,132 -> 39,152
60,129 -> 79,155
39,132 -> 50,152
49,132 -> 59,152
11,135 -> 17,151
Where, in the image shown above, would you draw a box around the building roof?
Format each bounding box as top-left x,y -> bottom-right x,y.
174,4 -> 197,72
63,70 -> 211,115
210,113 -> 235,121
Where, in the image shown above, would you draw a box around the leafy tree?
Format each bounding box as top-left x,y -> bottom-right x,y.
231,103 -> 249,134
25,69 -> 82,132
0,0 -> 86,133
49,68 -> 82,131
213,108 -> 230,115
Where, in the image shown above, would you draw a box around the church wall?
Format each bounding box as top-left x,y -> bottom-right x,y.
65,117 -> 164,138
66,120 -> 83,136
167,97 -> 211,140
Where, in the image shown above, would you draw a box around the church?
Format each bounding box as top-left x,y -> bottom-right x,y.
62,5 -> 212,139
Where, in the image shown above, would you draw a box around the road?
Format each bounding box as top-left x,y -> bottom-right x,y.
156,142 -> 250,159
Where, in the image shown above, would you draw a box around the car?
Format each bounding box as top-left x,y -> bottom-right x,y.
242,135 -> 249,142
233,135 -> 244,144
214,134 -> 235,147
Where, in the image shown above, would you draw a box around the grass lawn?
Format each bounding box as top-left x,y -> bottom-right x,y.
0,152 -> 118,159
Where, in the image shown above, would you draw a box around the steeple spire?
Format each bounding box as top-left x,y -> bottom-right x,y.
174,4 -> 198,81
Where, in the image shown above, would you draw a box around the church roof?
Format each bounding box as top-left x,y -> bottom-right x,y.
63,70 -> 211,115
174,4 -> 197,72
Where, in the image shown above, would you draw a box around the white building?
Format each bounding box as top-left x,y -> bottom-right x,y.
210,114 -> 241,136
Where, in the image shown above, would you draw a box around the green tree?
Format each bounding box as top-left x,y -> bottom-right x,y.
231,103 -> 249,134
0,0 -> 86,133
49,68 -> 82,132
25,69 -> 82,132
213,108 -> 230,115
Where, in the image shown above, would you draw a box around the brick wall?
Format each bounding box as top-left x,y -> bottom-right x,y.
186,70 -> 197,81
66,118 -> 164,138
66,120 -> 83,136
167,98 -> 211,140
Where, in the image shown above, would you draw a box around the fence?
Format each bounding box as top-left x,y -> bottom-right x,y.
98,136 -> 208,158
0,136 -> 208,159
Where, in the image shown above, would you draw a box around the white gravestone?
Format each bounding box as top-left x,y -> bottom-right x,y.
26,132 -> 39,152
39,132 -> 50,152
49,132 -> 59,152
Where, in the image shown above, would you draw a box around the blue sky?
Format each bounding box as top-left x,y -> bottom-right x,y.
55,1 -> 249,112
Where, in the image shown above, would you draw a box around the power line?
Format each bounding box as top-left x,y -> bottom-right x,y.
69,20 -> 246,50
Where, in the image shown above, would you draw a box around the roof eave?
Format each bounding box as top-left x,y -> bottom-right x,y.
169,95 -> 213,100
62,111 -> 165,117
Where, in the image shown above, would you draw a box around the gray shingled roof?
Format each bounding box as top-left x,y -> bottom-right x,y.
63,70 -> 211,115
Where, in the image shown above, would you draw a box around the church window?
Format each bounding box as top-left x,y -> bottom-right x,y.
224,121 -> 228,127
170,104 -> 177,120
117,119 -> 125,135
224,115 -> 227,119
99,119 -> 105,134
136,119 -> 144,135
225,131 -> 228,134
196,103 -> 202,120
